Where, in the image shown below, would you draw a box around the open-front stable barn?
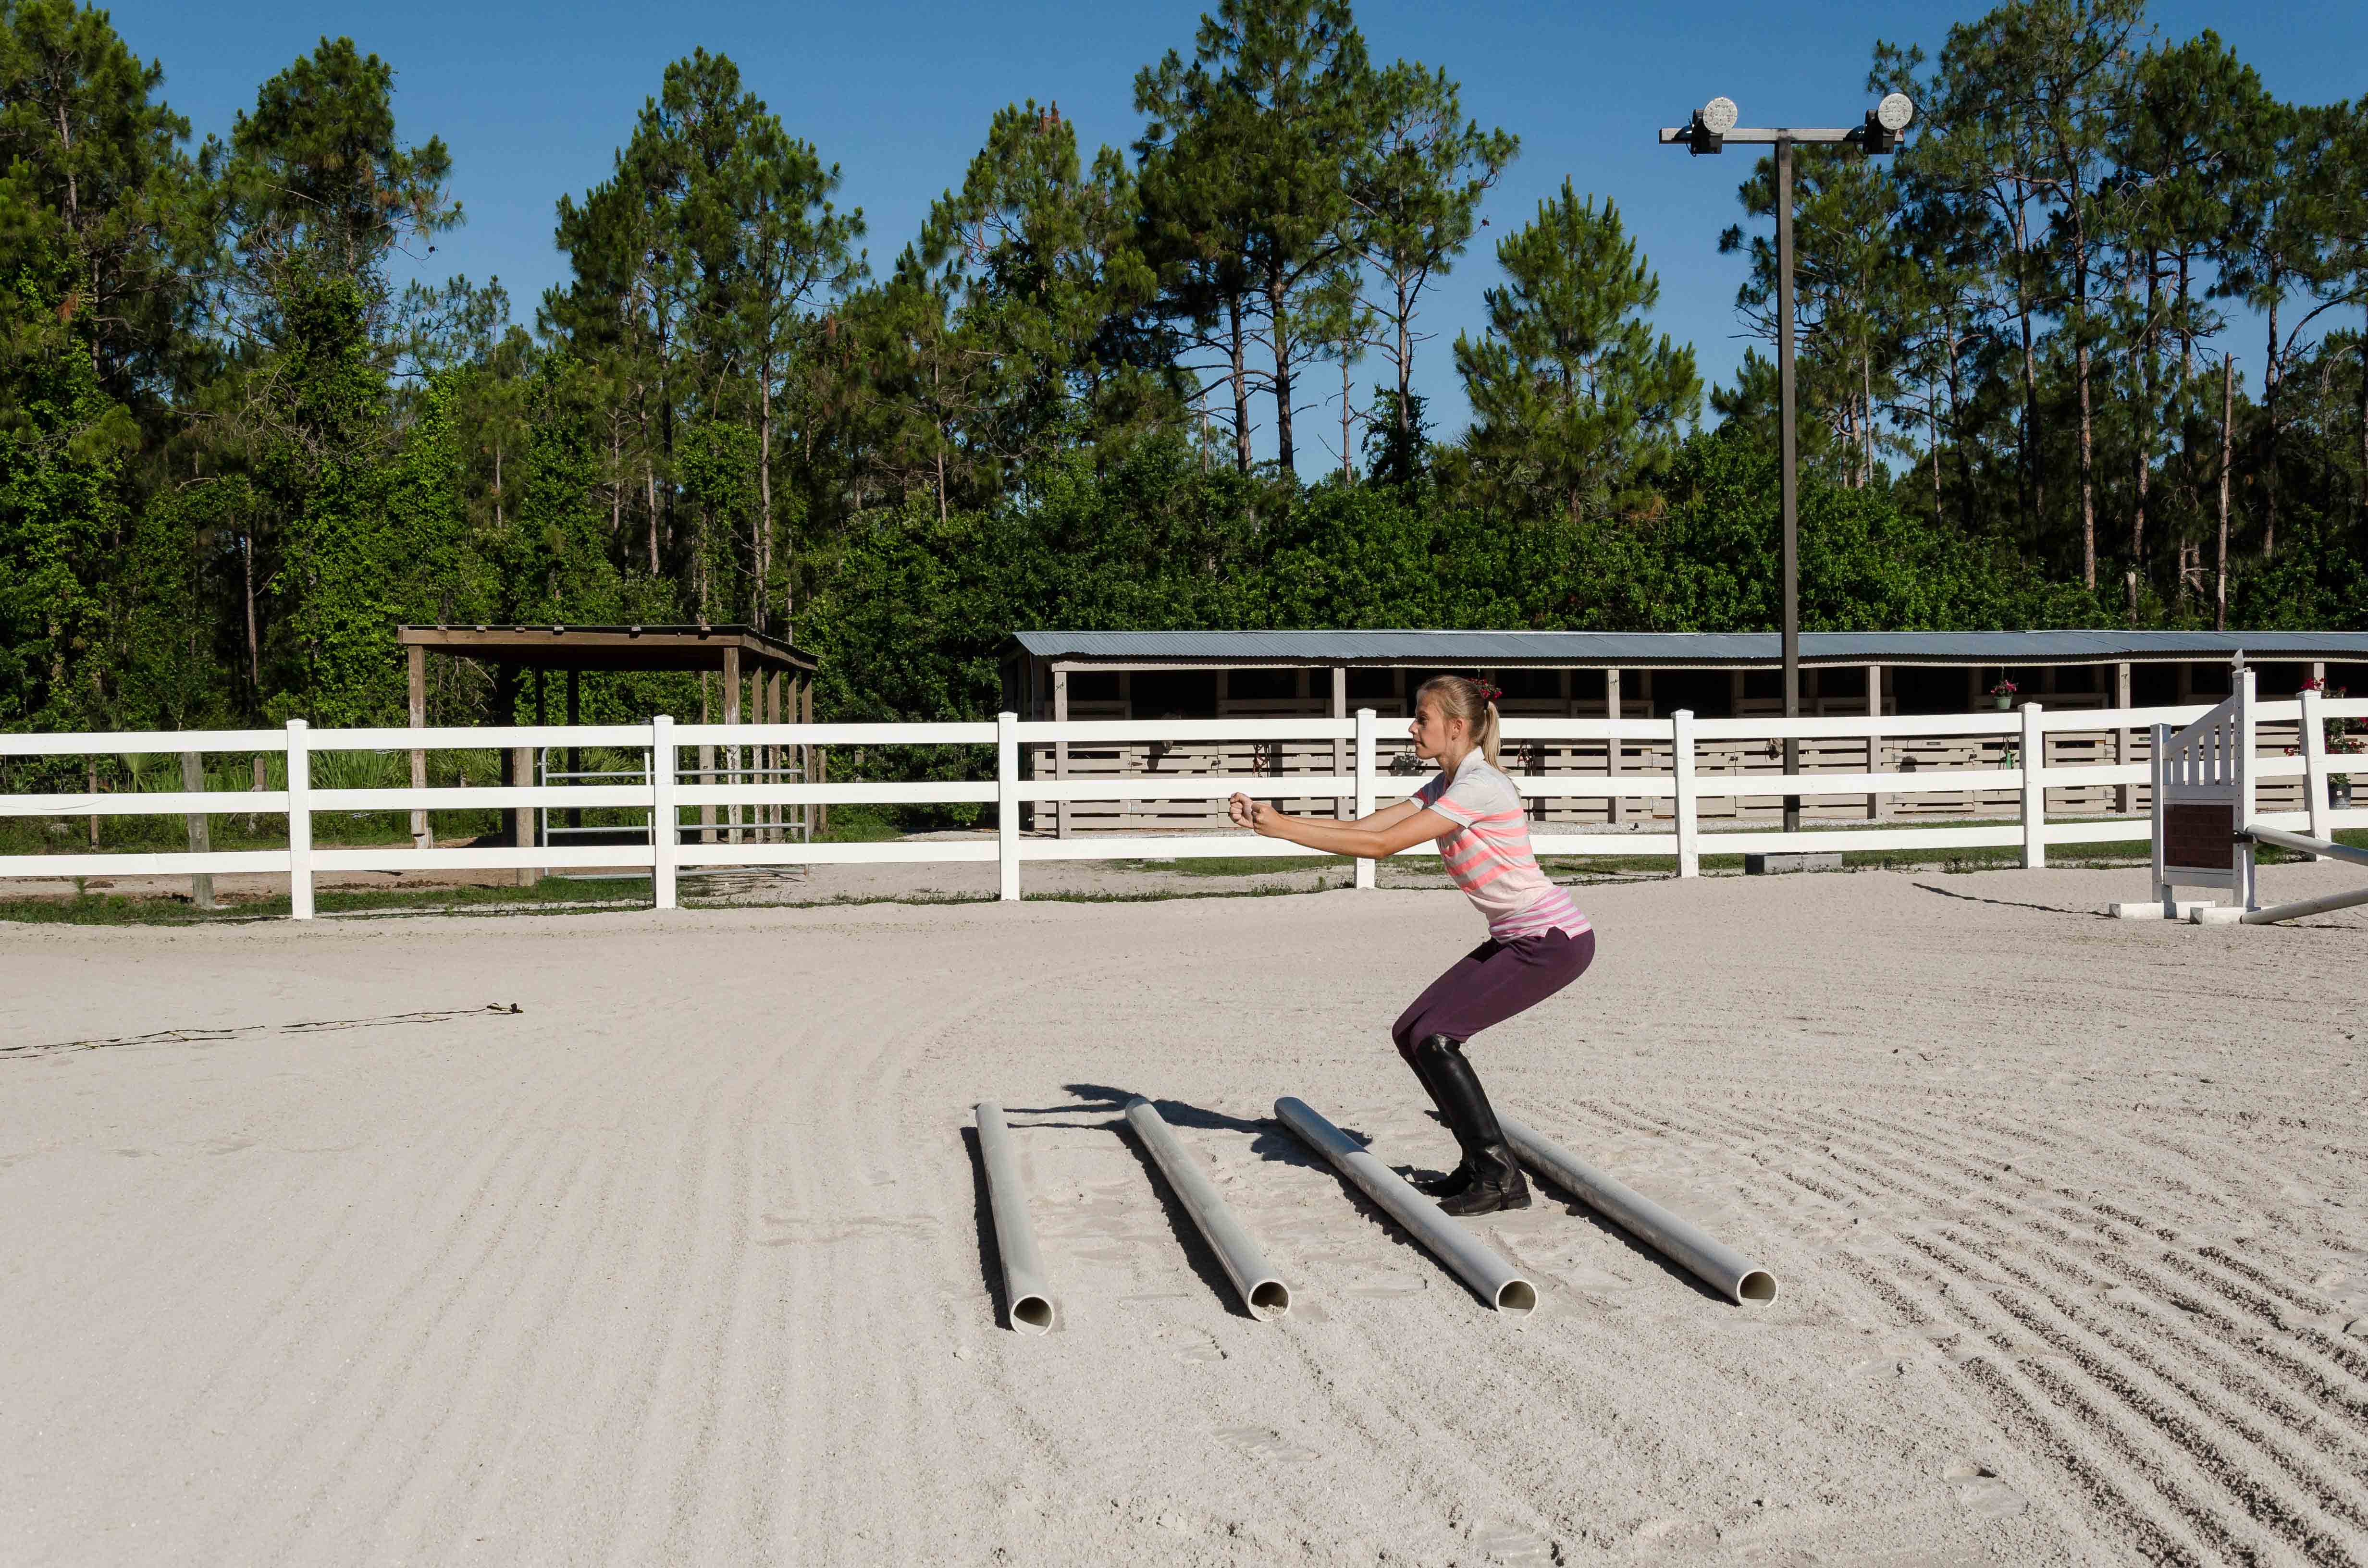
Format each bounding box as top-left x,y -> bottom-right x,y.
1002,630 -> 2368,835
397,624 -> 824,873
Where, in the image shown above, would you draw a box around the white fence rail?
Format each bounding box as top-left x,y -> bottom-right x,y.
4,699 -> 2362,919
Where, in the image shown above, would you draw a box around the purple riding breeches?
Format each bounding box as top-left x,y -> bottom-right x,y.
1390,928 -> 1596,1061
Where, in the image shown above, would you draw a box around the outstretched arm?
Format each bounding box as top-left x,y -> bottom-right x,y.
1354,796 -> 1424,833
1227,793 -> 1450,860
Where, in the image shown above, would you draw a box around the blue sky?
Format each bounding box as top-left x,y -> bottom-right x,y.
109,0 -> 2367,470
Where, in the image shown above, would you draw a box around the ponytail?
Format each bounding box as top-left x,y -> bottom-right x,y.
1416,674 -> 1503,769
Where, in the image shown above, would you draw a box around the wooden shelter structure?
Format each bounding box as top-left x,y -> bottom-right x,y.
1003,629 -> 2368,835
397,624 -> 822,874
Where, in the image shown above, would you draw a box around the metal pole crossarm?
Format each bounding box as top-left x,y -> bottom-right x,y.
1657,125 -> 1862,146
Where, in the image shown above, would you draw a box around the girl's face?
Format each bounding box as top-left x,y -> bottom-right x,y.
1408,698 -> 1464,761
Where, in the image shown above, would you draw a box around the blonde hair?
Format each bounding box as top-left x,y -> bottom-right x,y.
1416,675 -> 1502,769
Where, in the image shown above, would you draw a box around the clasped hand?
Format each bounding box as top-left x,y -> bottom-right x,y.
1227,793 -> 1281,834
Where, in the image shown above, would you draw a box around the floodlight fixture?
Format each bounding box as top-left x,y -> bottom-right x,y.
1681,96 -> 1737,155
1652,89 -> 1918,829
1856,93 -> 1916,156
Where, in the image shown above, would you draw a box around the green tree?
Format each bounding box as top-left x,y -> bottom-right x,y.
2217,96 -> 2362,559
1454,182 -> 1699,522
0,0 -> 207,733
923,102 -> 1170,476
849,246 -> 994,522
1135,62 -> 1260,472
546,50 -> 860,628
255,262 -> 392,723
2110,33 -> 2262,615
206,38 -> 456,722
1343,60 -> 1514,466
1890,0 -> 2147,589
1136,0 -> 1373,474
209,36 -> 456,313
546,147 -> 673,577
0,0 -> 199,404
2332,104 -> 2368,528
1718,147 -> 1913,489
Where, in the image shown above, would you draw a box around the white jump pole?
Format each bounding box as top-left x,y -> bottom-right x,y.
974,1102 -> 1053,1334
1124,1097 -> 1291,1318
1499,1115 -> 1776,1305
2221,885 -> 2368,925
1276,1096 -> 1536,1315
2196,825 -> 2368,926
2242,823 -> 2368,870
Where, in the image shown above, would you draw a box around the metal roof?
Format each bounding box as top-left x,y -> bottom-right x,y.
397,624 -> 816,673
1008,629 -> 2368,669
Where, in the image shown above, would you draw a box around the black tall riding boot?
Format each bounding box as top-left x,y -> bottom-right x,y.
1411,1035 -> 1530,1216
1403,1047 -> 1475,1197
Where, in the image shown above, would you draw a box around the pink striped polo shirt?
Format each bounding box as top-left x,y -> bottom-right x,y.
1414,755 -> 1592,942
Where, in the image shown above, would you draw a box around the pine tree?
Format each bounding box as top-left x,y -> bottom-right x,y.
1454,183 -> 1699,522
1343,61 -> 1514,464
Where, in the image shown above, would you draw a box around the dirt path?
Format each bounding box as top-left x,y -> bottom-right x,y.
3,865 -> 2364,1564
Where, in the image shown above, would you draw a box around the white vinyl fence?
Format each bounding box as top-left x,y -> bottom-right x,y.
4,698 -> 2362,919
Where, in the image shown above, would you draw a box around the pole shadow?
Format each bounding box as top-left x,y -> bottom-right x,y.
1518,1167 -> 1739,1306
960,1125 -> 1022,1331
1912,881 -> 2109,919
1001,1083 -> 1315,1169
1105,1115 -> 1266,1320
1039,1083 -> 1440,1271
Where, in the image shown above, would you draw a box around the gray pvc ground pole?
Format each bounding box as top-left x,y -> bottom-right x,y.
974,1102 -> 1053,1334
1499,1114 -> 1777,1306
1275,1096 -> 1536,1316
1123,1097 -> 1291,1318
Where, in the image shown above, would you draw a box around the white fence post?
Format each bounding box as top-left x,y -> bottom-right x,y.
651,715 -> 678,909
1353,708 -> 1376,891
997,711 -> 1020,902
286,719 -> 314,919
2020,701 -> 2045,869
1673,710 -> 1699,878
2300,684 -> 2330,850
2236,667 -> 2258,908
2149,722 -> 2171,911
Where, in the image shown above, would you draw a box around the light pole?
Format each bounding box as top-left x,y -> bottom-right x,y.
1661,92 -> 1915,833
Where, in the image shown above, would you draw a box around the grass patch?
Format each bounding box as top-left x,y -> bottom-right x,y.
682,890 -> 999,911
312,878 -> 654,918
1119,854 -> 1336,878
0,874 -> 657,926
0,892 -> 248,926
813,805 -> 909,844
1027,878 -> 1346,903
